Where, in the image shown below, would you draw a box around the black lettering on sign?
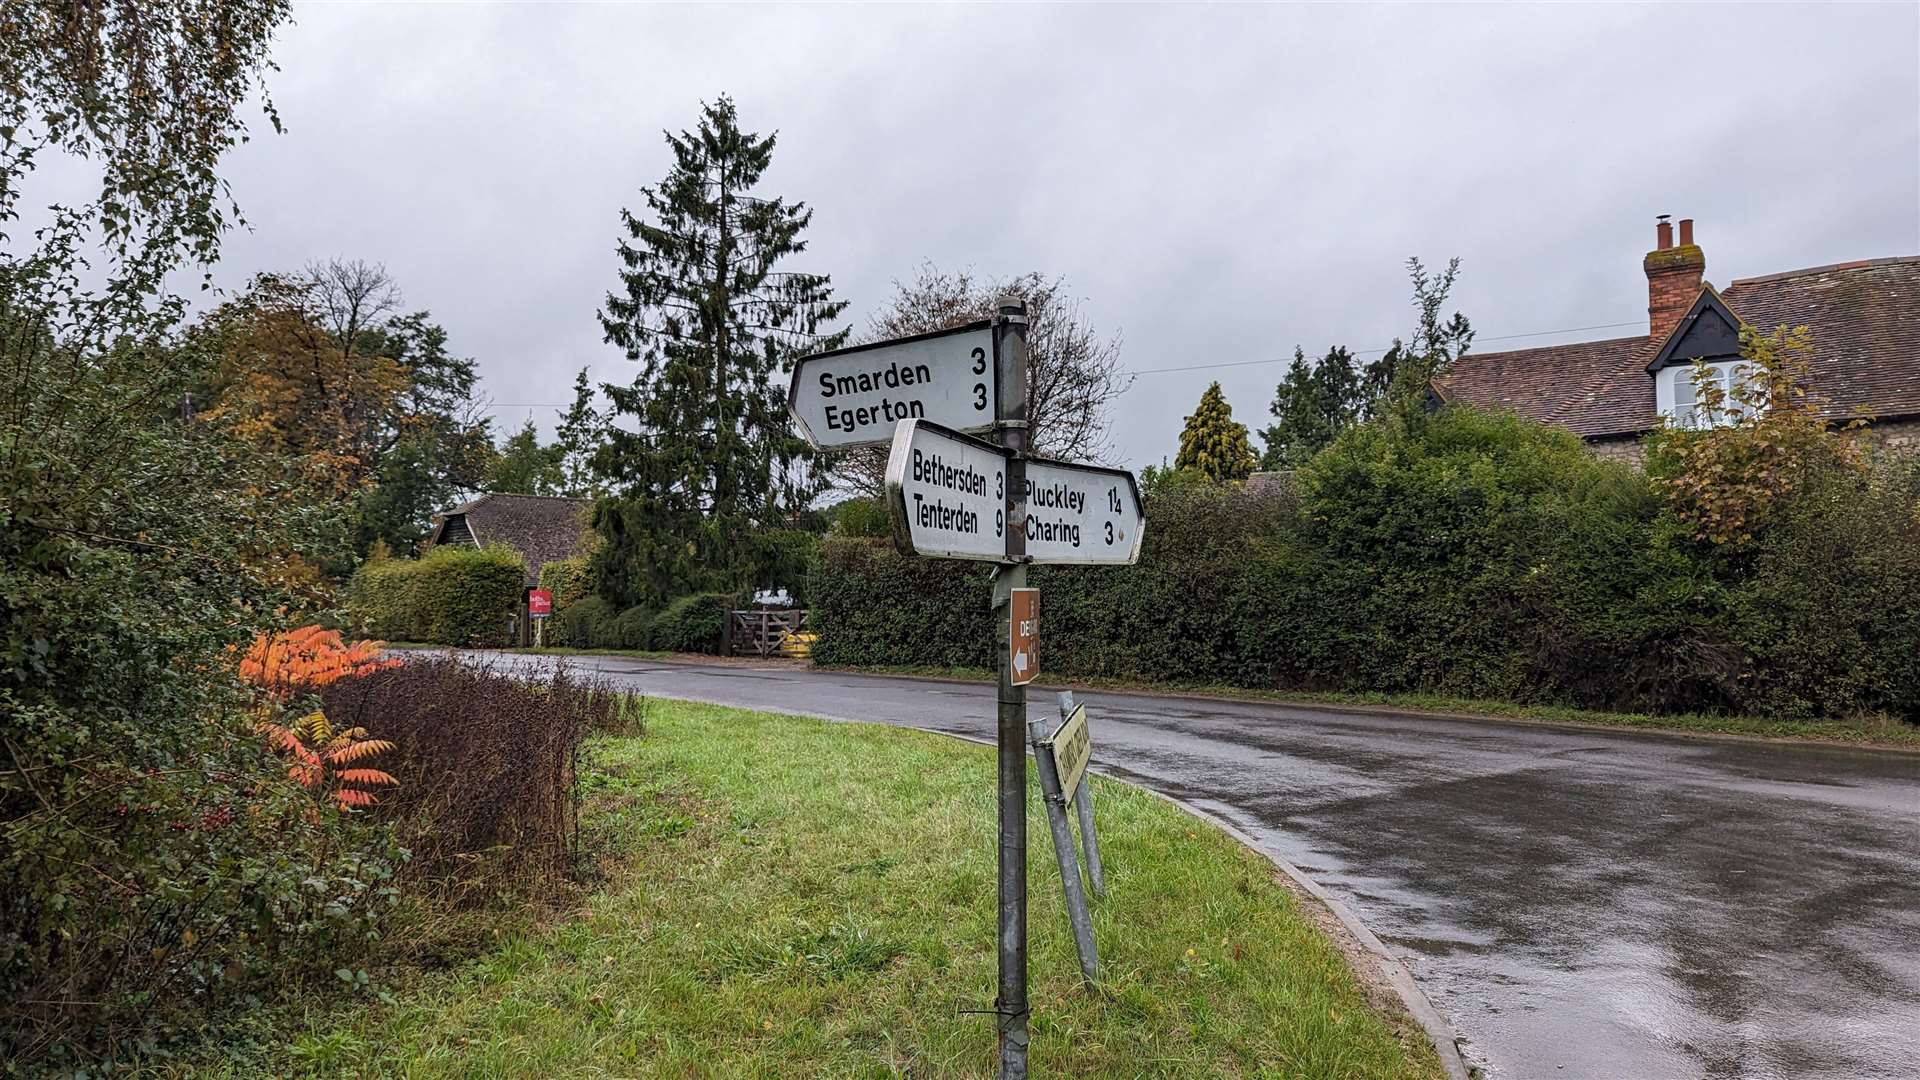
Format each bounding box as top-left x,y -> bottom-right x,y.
815,358 -> 943,433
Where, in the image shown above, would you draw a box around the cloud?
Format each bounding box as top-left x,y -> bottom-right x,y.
186,2 -> 1920,467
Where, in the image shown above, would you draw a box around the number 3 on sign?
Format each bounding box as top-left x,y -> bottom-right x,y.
972,347 -> 988,411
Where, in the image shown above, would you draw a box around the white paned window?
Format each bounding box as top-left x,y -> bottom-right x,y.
1665,364 -> 1743,429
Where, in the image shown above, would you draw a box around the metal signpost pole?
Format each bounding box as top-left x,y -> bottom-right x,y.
1029,711 -> 1098,985
1059,692 -> 1105,898
991,298 -> 1030,1079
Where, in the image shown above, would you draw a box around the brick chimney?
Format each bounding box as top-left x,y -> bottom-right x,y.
1644,214 -> 1704,342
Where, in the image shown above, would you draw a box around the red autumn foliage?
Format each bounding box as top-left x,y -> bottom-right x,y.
240,625 -> 402,811
239,624 -> 400,701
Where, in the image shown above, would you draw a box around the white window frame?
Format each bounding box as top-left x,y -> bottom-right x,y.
1656,362 -> 1755,429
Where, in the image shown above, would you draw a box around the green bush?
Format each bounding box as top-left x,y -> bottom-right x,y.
805,406 -> 1920,724
344,554 -> 420,641
1724,454 -> 1920,721
828,496 -> 893,538
345,545 -> 526,646
554,595 -> 620,649
652,591 -> 738,654
538,556 -> 592,611
810,539 -> 993,668
616,606 -> 656,650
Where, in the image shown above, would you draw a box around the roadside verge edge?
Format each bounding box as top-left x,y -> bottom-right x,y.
908,725 -> 1475,1080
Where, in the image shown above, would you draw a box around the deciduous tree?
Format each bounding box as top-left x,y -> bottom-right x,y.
830,265 -> 1132,494
1372,256 -> 1474,422
2,5 -> 400,1063
196,261 -> 494,557
1645,325 -> 1866,547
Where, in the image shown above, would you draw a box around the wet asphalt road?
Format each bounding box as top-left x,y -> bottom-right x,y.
472,653 -> 1920,1079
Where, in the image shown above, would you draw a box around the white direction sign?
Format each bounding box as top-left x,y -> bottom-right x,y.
885,419 -> 1012,562
1022,460 -> 1145,565
789,321 -> 997,449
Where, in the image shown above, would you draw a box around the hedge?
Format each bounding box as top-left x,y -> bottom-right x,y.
809,408 -> 1920,723
552,595 -> 619,649
538,556 -> 592,611
345,545 -> 525,647
652,591 -> 737,654
616,606 -> 656,649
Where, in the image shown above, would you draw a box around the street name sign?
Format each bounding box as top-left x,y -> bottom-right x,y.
885,419 -> 1013,562
1044,701 -> 1091,799
1021,460 -> 1145,565
789,320 -> 997,449
1010,587 -> 1039,687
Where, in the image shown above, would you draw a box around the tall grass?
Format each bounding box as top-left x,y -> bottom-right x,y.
320,658 -> 629,901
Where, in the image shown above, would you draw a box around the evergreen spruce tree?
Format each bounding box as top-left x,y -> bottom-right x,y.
555,368 -> 608,497
1259,345 -> 1365,468
595,97 -> 847,605
1175,382 -> 1260,483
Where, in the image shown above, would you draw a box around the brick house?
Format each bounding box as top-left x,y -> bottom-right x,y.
426,492 -> 593,587
1435,218 -> 1920,462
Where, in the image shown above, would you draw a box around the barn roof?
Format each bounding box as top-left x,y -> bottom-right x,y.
430,493 -> 594,586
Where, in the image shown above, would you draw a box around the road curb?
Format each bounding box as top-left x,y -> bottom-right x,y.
447,652 -> 1474,1076
810,663 -> 1920,757
1126,784 -> 1475,1080
901,726 -> 1474,1080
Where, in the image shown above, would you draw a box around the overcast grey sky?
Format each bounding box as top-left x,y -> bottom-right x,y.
205,1 -> 1920,469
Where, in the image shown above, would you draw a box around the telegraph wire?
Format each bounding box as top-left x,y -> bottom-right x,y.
1123,320 -> 1644,378
471,318 -> 1646,407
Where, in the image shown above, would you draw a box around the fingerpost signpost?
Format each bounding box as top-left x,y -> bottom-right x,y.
791,299 -> 1145,1079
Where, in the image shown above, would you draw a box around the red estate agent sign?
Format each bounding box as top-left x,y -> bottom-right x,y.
1010,588 -> 1038,686
527,589 -> 553,618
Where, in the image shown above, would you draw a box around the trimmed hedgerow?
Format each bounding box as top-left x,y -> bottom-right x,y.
652,592 -> 737,654
809,539 -> 992,669
345,545 -> 525,646
538,556 -> 592,612
553,595 -> 619,649
615,606 -> 656,650
809,407 -> 1920,724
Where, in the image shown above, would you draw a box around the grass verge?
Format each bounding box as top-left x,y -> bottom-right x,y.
817,663 -> 1920,751
242,700 -> 1444,1078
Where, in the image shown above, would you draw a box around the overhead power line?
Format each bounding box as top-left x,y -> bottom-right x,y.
473,318 -> 1647,408
1123,320 -> 1644,378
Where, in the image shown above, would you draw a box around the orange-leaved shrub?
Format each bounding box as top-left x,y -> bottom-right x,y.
240,626 -> 402,810
239,624 -> 400,699
259,710 -> 399,811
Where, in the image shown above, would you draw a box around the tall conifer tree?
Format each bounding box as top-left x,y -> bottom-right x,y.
595,98 -> 847,604
1175,381 -> 1259,483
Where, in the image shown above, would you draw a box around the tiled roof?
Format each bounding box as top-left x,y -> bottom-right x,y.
1434,334 -> 1652,431
432,493 -> 593,586
1436,256 -> 1920,438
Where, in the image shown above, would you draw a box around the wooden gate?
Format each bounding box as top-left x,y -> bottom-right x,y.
727,608 -> 810,657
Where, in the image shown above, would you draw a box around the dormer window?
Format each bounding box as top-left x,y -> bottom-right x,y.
1646,284 -> 1756,430
1663,362 -> 1750,429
